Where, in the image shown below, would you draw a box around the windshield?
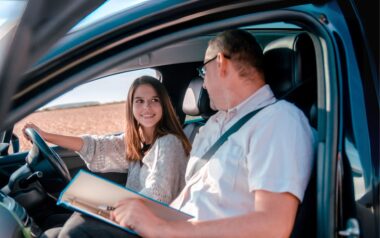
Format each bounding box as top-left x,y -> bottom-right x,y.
34,0 -> 152,66
0,0 -> 151,68
0,0 -> 27,67
70,0 -> 150,33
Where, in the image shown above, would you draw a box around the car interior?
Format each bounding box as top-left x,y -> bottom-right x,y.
0,25 -> 320,235
2,11 -> 375,235
1,0 -> 379,237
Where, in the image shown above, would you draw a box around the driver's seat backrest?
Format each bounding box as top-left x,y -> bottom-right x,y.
264,32 -> 317,128
264,33 -> 318,238
182,77 -> 216,143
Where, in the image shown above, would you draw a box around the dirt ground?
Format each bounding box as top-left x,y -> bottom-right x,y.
14,102 -> 125,151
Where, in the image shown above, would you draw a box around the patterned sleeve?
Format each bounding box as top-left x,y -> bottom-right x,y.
139,134 -> 188,204
77,133 -> 130,173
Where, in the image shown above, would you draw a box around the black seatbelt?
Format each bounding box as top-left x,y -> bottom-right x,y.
188,101 -> 276,178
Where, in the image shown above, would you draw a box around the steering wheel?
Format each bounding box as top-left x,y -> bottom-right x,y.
24,128 -> 71,190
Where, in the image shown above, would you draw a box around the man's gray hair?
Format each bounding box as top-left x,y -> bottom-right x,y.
208,29 -> 264,78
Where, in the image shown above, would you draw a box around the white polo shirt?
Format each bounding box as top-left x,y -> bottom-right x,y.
171,85 -> 314,220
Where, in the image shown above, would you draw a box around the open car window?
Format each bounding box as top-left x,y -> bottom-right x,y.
12,69 -> 158,152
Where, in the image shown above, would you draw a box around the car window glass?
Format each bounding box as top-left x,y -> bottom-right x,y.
13,69 -> 158,152
70,0 -> 149,33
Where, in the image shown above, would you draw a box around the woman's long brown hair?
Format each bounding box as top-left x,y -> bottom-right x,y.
125,76 -> 191,161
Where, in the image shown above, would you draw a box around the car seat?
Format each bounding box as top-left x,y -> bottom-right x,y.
182,77 -> 216,143
263,32 -> 317,127
263,32 -> 318,238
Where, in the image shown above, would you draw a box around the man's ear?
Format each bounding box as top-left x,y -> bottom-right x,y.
217,52 -> 229,78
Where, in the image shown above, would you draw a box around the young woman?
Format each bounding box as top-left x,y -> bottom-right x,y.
23,76 -> 191,204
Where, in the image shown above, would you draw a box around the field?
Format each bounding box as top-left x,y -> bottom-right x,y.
14,102 -> 125,152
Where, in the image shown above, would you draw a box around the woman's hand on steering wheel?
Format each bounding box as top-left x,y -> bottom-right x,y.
23,127 -> 71,188
22,122 -> 47,142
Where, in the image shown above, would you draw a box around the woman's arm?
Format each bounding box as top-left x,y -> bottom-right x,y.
23,122 -> 83,152
23,123 -> 129,173
78,134 -> 129,172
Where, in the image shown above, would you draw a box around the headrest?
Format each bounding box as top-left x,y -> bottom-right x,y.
263,33 -> 316,99
264,33 -> 317,126
182,77 -> 216,119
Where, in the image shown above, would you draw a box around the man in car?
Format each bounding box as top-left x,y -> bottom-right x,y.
56,29 -> 314,238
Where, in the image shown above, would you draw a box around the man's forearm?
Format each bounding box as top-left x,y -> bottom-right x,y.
165,212 -> 294,238
163,192 -> 299,238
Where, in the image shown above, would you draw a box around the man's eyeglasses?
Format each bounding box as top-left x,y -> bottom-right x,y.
197,54 -> 230,78
197,56 -> 217,79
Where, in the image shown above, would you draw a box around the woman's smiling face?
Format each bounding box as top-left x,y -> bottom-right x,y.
132,84 -> 163,131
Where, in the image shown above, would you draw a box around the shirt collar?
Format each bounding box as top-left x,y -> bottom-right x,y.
233,84 -> 276,113
214,84 -> 276,123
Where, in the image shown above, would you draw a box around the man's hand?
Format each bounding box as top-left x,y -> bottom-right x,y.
110,198 -> 170,238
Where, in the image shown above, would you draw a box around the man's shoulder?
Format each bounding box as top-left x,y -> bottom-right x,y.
251,100 -> 312,134
264,100 -> 306,119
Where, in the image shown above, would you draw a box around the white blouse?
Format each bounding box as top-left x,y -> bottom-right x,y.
77,133 -> 188,204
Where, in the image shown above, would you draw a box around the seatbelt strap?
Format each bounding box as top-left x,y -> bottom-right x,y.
188,101 -> 276,178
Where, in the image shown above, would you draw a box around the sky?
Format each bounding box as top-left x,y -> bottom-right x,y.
42,69 -> 157,109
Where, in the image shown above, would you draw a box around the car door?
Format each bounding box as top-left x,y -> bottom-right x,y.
335,1 -> 379,237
